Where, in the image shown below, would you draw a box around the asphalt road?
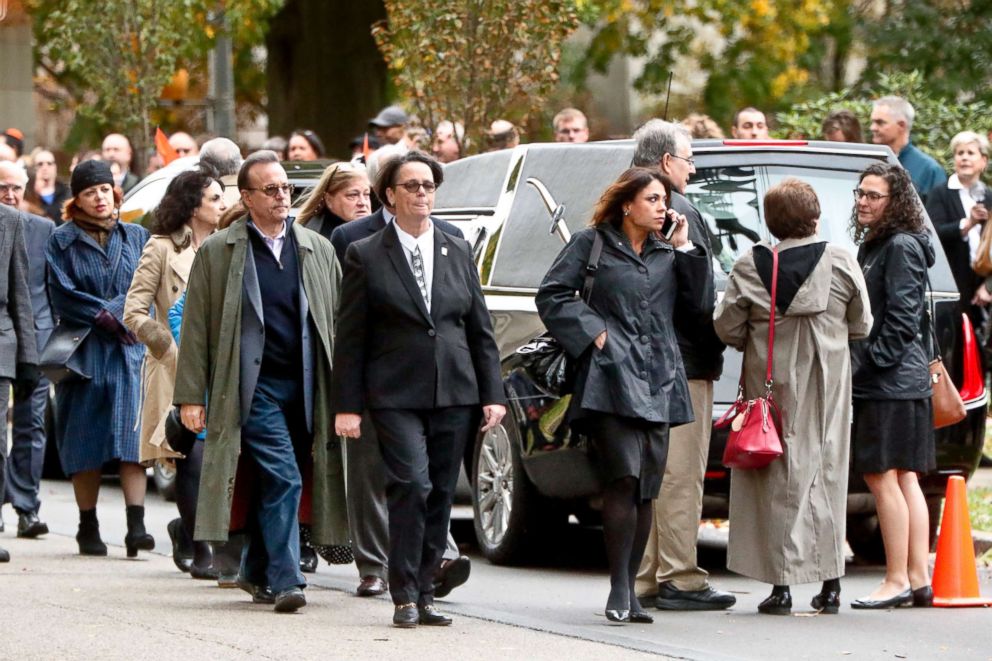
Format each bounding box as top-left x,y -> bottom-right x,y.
5,478 -> 992,661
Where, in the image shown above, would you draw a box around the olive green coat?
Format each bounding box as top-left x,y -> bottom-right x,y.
173,218 -> 348,545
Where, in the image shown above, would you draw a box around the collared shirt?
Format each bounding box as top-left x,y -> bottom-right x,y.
382,207 -> 396,224
898,142 -> 947,201
248,219 -> 288,264
394,220 -> 435,311
950,173 -> 985,262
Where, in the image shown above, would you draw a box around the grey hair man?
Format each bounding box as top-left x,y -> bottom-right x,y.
870,96 -> 946,202
199,137 -> 244,206
630,119 -> 735,612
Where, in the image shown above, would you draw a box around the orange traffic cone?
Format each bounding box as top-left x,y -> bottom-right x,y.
932,475 -> 992,607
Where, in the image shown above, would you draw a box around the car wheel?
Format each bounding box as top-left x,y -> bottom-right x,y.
472,414 -> 559,565
153,459 -> 177,502
847,514 -> 886,565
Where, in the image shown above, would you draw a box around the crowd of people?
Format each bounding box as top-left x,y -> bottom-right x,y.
0,95 -> 985,627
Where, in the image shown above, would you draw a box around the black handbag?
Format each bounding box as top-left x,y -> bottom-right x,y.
38,322 -> 91,383
516,230 -> 604,397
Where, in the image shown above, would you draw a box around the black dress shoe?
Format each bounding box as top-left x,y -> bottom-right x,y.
357,575 -> 388,597
0,546 -> 9,563
434,555 -> 471,598
810,590 -> 841,614
236,574 -> 276,604
393,603 -> 419,628
189,563 -> 220,580
757,591 -> 792,615
16,512 -> 48,539
655,581 -> 736,611
605,609 -> 630,624
418,604 -> 453,626
274,587 -> 307,613
300,545 -> 318,574
166,519 -> 193,573
629,608 -> 654,624
912,586 -> 933,608
851,588 -> 913,610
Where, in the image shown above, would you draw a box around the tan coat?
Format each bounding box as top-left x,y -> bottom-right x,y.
124,227 -> 196,463
713,236 -> 873,585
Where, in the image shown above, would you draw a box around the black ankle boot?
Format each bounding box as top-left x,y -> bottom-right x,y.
76,508 -> 108,556
124,505 -> 155,558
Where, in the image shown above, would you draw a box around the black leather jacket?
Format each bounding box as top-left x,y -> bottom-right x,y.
851,230 -> 935,400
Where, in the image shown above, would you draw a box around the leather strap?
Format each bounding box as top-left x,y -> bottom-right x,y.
580,230 -> 605,303
766,246 -> 778,388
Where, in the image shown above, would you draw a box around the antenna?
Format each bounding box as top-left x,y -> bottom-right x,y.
663,71 -> 673,120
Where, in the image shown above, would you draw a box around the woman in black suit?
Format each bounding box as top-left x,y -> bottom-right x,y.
536,167 -> 709,624
926,131 -> 989,324
332,151 -> 506,629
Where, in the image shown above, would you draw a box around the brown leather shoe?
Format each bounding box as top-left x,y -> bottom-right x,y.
356,575 -> 387,597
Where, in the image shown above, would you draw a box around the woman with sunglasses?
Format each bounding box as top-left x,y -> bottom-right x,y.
849,162 -> 936,609
297,162 -> 372,241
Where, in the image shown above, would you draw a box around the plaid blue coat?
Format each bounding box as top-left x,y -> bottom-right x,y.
46,221 -> 149,474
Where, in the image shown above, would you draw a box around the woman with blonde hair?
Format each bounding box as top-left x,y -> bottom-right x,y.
297,162 -> 372,241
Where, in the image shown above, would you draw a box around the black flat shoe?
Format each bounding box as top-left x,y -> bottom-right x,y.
655,581 -> 736,611
912,586 -> 933,608
17,512 -> 49,539
850,588 -> 913,610
166,519 -> 193,572
434,555 -> 471,598
629,608 -> 654,624
236,574 -> 275,604
418,604 -> 452,626
274,587 -> 307,613
810,590 -> 841,614
189,563 -> 220,580
393,603 -> 418,628
605,609 -> 630,623
757,592 -> 792,615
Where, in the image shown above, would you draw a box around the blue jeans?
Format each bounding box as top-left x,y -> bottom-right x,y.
239,375 -> 309,593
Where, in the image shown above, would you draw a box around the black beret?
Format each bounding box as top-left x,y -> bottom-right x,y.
71,160 -> 115,196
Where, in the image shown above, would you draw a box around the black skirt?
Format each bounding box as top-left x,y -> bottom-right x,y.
582,413 -> 670,501
852,398 -> 936,474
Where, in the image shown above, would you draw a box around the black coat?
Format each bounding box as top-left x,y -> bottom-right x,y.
926,180 -> 982,306
305,209 -> 346,243
536,224 -> 709,425
671,192 -> 724,381
328,208 -> 463,263
851,231 -> 935,400
331,221 -> 504,412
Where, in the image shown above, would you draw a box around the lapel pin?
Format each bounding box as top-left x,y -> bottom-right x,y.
441,246 -> 448,256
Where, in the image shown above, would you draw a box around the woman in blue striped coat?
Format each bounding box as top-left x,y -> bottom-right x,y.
46,161 -> 152,557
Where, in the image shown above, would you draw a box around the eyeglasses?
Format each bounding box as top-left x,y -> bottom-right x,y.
853,188 -> 889,202
671,154 -> 696,166
0,184 -> 25,195
245,183 -> 294,197
395,180 -> 437,193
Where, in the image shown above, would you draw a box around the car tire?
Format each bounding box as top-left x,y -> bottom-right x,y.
472,412 -> 559,565
153,459 -> 177,502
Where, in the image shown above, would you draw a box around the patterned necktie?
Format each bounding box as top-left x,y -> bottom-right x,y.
412,245 -> 429,304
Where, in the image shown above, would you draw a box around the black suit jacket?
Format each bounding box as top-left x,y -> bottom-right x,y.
926,181 -> 979,299
332,222 -> 504,412
329,208 -> 464,263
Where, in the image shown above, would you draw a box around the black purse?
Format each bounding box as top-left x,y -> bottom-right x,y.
516,230 -> 604,396
38,322 -> 91,383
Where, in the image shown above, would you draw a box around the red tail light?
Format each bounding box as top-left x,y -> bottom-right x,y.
959,313 -> 985,402
704,470 -> 727,480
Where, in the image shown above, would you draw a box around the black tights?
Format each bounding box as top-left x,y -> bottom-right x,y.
175,441 -> 212,567
602,476 -> 653,613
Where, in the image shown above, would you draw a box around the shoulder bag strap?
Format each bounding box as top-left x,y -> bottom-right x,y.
923,272 -> 939,360
580,230 -> 605,303
765,246 -> 778,393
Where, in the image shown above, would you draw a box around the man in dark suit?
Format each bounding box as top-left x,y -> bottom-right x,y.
0,166 -> 39,561
329,169 -> 473,601
332,151 -> 505,628
0,161 -> 55,540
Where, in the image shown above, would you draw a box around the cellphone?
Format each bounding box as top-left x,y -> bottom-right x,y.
660,211 -> 678,241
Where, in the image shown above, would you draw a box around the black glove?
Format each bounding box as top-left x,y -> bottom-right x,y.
12,362 -> 41,399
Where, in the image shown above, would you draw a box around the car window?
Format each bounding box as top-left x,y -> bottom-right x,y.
686,165 -> 862,273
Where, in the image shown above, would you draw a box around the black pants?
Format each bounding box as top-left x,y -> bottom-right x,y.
370,406 -> 477,606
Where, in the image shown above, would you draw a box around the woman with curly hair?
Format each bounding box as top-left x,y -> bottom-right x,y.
124,168 -> 226,577
849,162 -> 936,609
296,162 -> 371,241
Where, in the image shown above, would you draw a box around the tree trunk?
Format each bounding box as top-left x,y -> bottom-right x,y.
265,0 -> 389,161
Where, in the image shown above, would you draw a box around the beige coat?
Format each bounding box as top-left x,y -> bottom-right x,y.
713,236 -> 873,585
124,227 -> 196,463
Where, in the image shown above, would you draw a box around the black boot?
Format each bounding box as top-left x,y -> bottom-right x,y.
124,505 -> 155,558
76,508 -> 108,556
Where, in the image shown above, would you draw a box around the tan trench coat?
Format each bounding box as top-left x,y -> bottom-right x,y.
172,219 -> 348,545
124,227 -> 196,464
713,236 -> 873,585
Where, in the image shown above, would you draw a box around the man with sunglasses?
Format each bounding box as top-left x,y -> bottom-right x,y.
174,150 -> 349,613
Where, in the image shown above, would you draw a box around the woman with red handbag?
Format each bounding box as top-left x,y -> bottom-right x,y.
849,163 -> 938,609
714,178 -> 872,615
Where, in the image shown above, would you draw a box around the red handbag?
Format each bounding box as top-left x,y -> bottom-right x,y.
714,246 -> 784,469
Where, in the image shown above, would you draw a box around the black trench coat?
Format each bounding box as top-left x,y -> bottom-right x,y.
536,224 -> 710,425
